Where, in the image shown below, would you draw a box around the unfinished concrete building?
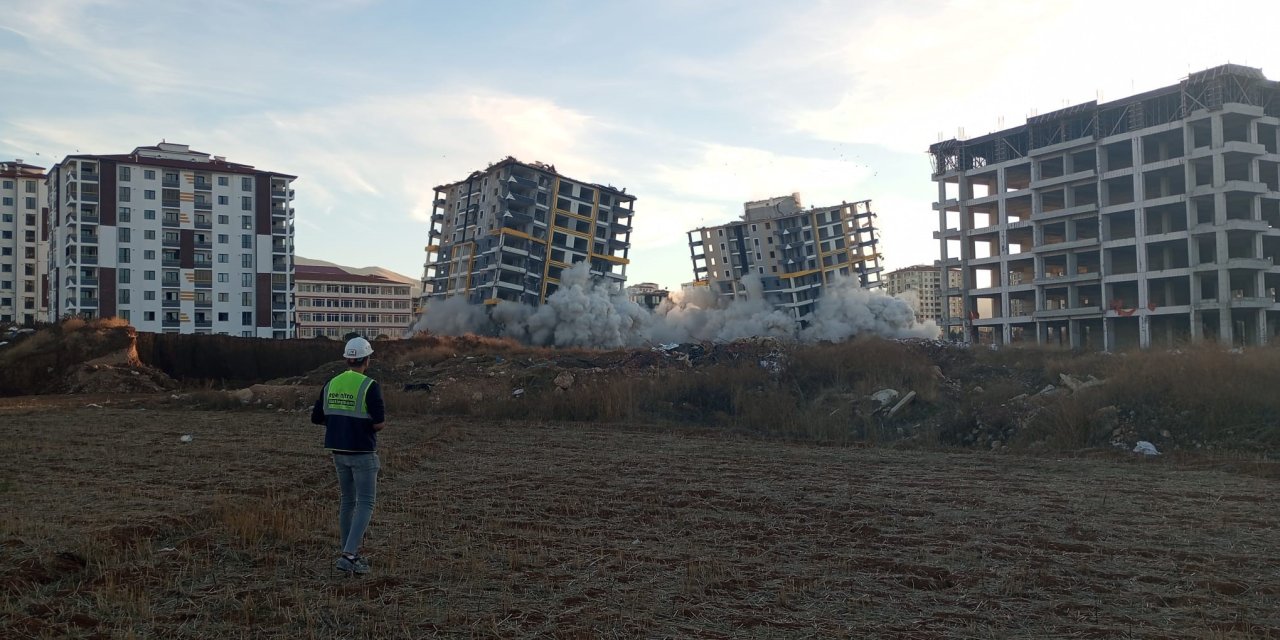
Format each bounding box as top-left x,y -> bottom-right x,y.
421,157 -> 635,309
931,64 -> 1280,349
687,193 -> 882,319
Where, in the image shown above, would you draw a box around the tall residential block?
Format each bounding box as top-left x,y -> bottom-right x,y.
295,259 -> 417,339
882,264 -> 962,323
930,64 -> 1280,349
47,143 -> 298,337
687,193 -> 882,318
421,157 -> 635,308
0,160 -> 49,325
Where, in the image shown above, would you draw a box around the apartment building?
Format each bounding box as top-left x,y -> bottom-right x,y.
882,265 -> 962,323
931,64 -> 1280,349
295,260 -> 417,339
46,142 -> 297,337
687,193 -> 883,319
421,157 -> 636,308
0,160 -> 48,325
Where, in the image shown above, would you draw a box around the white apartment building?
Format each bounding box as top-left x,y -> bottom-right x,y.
46,143 -> 297,337
687,193 -> 883,319
882,265 -> 962,323
0,160 -> 48,325
295,260 -> 417,339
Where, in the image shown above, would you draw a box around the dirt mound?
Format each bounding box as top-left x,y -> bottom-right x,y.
66,362 -> 177,394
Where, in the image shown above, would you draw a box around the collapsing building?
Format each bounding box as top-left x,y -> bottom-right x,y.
420,157 -> 636,310
931,64 -> 1280,349
686,193 -> 883,319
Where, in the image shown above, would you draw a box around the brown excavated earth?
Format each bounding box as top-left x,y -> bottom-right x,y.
2,397 -> 1277,638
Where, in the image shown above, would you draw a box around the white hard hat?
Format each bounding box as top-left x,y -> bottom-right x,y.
343,337 -> 374,359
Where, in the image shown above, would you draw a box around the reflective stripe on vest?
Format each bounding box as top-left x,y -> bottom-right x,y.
323,370 -> 374,419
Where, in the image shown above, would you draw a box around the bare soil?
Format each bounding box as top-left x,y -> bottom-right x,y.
2,397 -> 1278,639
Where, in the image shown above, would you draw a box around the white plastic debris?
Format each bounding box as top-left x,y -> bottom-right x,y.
1133,441 -> 1160,456
179,434 -> 193,443
511,388 -> 525,398
86,403 -> 103,408
870,389 -> 899,407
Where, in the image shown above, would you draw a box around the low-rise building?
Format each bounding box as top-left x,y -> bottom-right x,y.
295,259 -> 417,339
626,282 -> 669,310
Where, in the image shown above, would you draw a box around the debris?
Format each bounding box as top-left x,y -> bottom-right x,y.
870,389 -> 899,409
232,388 -> 254,404
402,382 -> 433,392
1059,373 -> 1106,393
1133,441 -> 1160,456
554,371 -> 575,390
887,391 -> 917,418
179,434 -> 193,443
512,388 -> 525,398
86,403 -> 103,408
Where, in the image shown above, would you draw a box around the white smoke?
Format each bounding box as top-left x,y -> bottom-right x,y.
414,263 -> 939,348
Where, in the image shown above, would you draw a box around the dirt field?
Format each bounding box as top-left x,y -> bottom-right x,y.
2,397 -> 1278,639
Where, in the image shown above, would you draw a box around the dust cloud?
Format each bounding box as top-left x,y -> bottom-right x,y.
415,263 -> 939,348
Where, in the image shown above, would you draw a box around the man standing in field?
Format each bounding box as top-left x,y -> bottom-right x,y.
311,336 -> 385,575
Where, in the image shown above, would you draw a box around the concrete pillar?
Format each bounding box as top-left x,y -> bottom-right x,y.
1138,314 -> 1151,349
1068,318 -> 1082,349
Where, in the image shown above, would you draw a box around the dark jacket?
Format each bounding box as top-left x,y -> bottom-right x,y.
311,373 -> 385,452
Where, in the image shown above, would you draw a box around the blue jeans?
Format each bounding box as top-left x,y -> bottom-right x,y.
333,452 -> 379,556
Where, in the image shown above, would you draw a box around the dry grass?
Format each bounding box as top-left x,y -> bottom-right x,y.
1,402 -> 1277,638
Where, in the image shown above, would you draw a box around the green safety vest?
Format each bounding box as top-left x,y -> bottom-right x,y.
323,370 -> 374,419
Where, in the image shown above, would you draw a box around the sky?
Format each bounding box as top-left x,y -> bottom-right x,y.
2,0 -> 1278,291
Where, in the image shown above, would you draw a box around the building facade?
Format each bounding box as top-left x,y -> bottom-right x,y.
882,265 -> 962,323
295,261 -> 417,339
421,157 -> 636,309
626,282 -> 669,310
46,143 -> 297,337
931,64 -> 1280,349
687,193 -> 883,319
0,160 -> 48,325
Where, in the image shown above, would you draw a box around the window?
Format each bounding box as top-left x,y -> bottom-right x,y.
241,292 -> 252,306
241,196 -> 252,211
119,166 -> 131,181
217,234 -> 228,243
24,197 -> 35,209
119,310 -> 130,321
118,228 -> 130,243
144,209 -> 156,220
241,215 -> 252,230
119,207 -> 131,222
0,197 -> 10,206
118,289 -> 130,304
241,254 -> 253,268
241,234 -> 252,248
1,180 -> 10,189
144,270 -> 155,281
144,170 -> 156,180
144,230 -> 155,240
144,311 -> 155,321
118,248 -> 131,263
218,176 -> 228,186
143,250 -> 155,260
241,273 -> 253,287
118,268 -> 131,284
143,290 -> 155,300
218,253 -> 228,264
144,190 -> 155,200
217,292 -> 229,302
119,186 -> 131,202
218,215 -> 228,225
217,273 -> 229,283
218,195 -> 228,205
241,177 -> 252,191
218,312 -> 229,321
242,311 -> 253,325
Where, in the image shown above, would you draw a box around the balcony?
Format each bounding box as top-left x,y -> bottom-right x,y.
162,299 -> 180,308
194,219 -> 212,230
80,193 -> 99,203
162,319 -> 180,328
77,297 -> 99,308
80,213 -> 100,224
162,199 -> 181,208
162,215 -> 181,228
162,177 -> 180,188
194,201 -> 213,211
194,299 -> 213,308
79,276 -> 99,286
194,180 -> 213,191
162,236 -> 180,247
508,175 -> 537,189
80,171 -> 99,182
79,234 -> 98,244
271,189 -> 288,198
272,321 -> 287,329
81,254 -> 99,265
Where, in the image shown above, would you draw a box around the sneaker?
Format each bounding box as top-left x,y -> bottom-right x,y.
335,554 -> 371,574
